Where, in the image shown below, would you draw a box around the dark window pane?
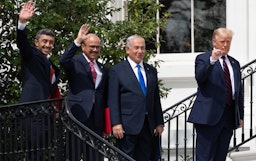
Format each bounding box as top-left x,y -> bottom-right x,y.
194,0 -> 226,52
159,0 -> 226,53
160,0 -> 191,53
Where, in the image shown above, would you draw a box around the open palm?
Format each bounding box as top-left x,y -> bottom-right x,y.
19,1 -> 35,22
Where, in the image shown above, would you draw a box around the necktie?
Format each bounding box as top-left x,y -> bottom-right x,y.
89,61 -> 97,84
137,64 -> 146,95
222,56 -> 232,106
50,66 -> 55,84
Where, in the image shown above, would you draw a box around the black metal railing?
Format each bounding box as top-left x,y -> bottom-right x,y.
162,59 -> 256,161
0,98 -> 134,161
1,59 -> 255,161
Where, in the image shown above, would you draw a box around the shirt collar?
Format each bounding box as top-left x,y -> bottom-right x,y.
127,57 -> 143,69
83,53 -> 96,64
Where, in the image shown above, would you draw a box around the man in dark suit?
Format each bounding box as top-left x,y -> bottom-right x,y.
17,1 -> 61,161
59,24 -> 108,161
18,1 -> 60,102
188,28 -> 244,161
108,35 -> 164,161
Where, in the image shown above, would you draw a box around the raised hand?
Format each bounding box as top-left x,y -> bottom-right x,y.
75,24 -> 90,44
211,48 -> 223,60
19,1 -> 35,23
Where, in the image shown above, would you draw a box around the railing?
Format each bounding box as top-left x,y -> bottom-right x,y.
0,98 -> 135,161
1,60 -> 255,161
162,93 -> 197,161
162,59 -> 256,161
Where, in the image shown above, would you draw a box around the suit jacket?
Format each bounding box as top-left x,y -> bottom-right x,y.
17,28 -> 60,103
188,51 -> 244,128
108,60 -> 164,136
59,42 -> 108,132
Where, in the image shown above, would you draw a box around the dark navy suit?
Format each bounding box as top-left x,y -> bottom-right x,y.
108,60 -> 164,160
188,51 -> 244,161
17,28 -> 60,103
60,42 -> 108,161
17,28 -> 60,161
60,42 -> 108,132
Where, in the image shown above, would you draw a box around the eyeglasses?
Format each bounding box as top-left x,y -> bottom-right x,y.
89,45 -> 101,49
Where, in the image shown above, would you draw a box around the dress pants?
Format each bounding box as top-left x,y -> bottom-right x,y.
116,115 -> 153,161
24,114 -> 51,161
195,104 -> 235,161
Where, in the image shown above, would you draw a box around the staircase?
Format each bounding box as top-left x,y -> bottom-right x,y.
229,151 -> 256,161
0,98 -> 134,161
161,59 -> 256,161
0,59 -> 255,161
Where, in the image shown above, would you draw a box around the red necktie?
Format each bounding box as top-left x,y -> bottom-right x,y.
222,56 -> 232,106
89,61 -> 97,84
49,66 -> 62,100
50,66 -> 55,84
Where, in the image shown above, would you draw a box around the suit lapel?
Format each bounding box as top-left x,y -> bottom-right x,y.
35,49 -> 51,84
214,58 -> 226,86
124,60 -> 146,95
144,63 -> 152,95
77,55 -> 108,88
96,61 -> 106,88
77,54 -> 94,84
78,54 -> 90,72
228,56 -> 239,93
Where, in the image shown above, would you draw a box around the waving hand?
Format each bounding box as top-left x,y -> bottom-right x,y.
19,1 -> 35,23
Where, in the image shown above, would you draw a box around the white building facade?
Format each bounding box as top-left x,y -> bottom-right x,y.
112,0 -> 256,113
111,0 -> 256,160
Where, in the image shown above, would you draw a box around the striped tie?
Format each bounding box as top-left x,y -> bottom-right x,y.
222,56 -> 233,106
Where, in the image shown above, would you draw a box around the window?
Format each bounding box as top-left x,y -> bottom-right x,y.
159,0 -> 226,53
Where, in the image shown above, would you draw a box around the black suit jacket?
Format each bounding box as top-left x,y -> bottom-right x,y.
17,28 -> 60,103
59,42 -> 108,133
108,60 -> 164,136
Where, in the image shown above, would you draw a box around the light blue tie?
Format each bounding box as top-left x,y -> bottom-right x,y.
137,64 -> 146,95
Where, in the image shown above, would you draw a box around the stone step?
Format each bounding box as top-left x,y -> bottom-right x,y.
229,150 -> 256,161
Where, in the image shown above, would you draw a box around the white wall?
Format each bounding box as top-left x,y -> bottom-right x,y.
157,0 -> 256,151
151,53 -> 197,109
110,0 -> 256,153
157,0 -> 256,110
110,0 -> 256,118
